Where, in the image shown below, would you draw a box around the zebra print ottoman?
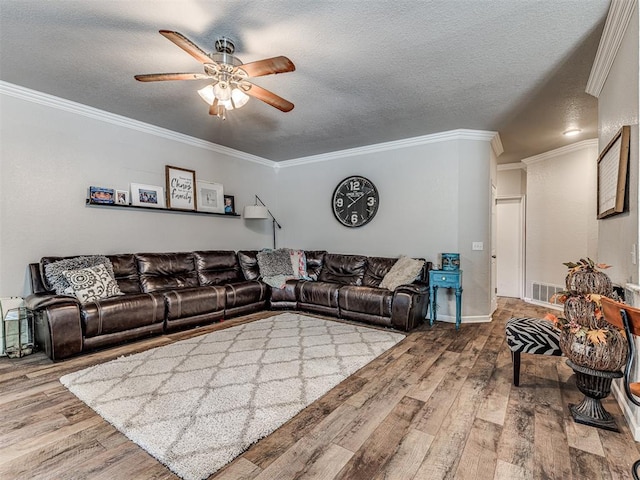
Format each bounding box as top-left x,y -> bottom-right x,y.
505,317 -> 562,386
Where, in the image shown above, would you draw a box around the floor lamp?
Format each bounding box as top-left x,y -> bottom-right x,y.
243,195 -> 282,249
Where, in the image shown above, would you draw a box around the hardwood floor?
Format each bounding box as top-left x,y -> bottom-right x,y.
1,298 -> 638,479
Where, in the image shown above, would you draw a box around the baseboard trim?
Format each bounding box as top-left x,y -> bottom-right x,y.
431,314 -> 492,325
522,297 -> 563,311
612,381 -> 640,441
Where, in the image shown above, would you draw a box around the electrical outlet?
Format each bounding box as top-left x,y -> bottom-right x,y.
472,242 -> 484,251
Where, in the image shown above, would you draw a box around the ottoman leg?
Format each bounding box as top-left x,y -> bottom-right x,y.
512,351 -> 521,386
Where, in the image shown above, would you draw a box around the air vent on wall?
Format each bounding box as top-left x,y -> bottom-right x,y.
532,282 -> 565,306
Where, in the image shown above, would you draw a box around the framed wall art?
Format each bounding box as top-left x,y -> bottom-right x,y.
597,125 -> 630,219
89,186 -> 115,204
196,180 -> 225,214
130,183 -> 165,208
165,165 -> 196,211
224,195 -> 235,214
115,189 -> 129,205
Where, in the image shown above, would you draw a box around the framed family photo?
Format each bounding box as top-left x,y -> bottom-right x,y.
166,165 -> 196,211
224,195 -> 235,214
196,181 -> 225,214
115,189 -> 129,205
130,183 -> 165,208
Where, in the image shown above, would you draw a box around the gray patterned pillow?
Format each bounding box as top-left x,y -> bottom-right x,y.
256,249 -> 294,277
379,256 -> 425,290
44,255 -> 115,295
63,264 -> 123,303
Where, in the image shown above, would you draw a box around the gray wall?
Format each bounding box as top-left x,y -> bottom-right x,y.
0,93 -> 277,296
276,137 -> 494,318
1,87 -> 496,321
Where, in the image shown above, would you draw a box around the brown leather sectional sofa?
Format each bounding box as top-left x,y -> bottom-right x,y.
26,250 -> 432,360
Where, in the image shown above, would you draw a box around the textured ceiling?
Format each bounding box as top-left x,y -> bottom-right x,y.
0,1 -> 609,163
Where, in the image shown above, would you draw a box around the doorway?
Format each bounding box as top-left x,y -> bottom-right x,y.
496,196 -> 525,298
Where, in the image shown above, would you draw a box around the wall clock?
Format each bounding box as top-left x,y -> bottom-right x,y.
332,176 -> 379,227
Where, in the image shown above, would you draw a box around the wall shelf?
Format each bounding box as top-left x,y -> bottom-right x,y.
85,200 -> 241,217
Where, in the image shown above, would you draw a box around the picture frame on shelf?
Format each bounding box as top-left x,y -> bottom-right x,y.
597,125 -> 630,219
196,180 -> 224,214
165,165 -> 196,211
89,186 -> 115,204
130,183 -> 165,208
115,190 -> 129,205
224,195 -> 235,214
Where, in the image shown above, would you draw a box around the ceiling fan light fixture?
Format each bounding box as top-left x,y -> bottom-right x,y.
197,84 -> 216,105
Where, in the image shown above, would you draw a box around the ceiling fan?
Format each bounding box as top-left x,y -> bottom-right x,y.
135,30 -> 295,119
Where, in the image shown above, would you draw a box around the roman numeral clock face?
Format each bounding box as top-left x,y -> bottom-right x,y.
332,176 -> 379,227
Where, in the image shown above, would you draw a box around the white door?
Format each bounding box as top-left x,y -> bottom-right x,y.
496,196 -> 524,298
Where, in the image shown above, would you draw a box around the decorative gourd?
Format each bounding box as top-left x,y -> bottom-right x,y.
559,328 -> 628,372
564,258 -> 613,296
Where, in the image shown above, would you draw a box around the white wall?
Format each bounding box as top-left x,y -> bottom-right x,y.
594,2 -> 639,440
497,166 -> 526,197
597,5 -> 639,287
276,135 -> 495,319
523,141 -> 599,297
0,90 -> 278,296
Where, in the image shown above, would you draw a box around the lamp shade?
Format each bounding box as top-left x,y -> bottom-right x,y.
243,205 -> 269,219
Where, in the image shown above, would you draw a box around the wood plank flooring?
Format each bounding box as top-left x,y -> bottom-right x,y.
1,298 -> 638,479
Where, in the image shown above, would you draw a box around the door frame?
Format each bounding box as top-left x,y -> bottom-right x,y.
496,195 -> 526,299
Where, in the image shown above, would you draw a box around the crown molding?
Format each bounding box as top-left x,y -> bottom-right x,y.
586,0 -> 637,98
521,139 -> 598,165
276,129 -> 499,169
0,81 -> 276,168
491,133 -> 504,158
498,162 -> 526,171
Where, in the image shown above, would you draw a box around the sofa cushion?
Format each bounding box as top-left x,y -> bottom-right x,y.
194,251 -> 242,286
136,252 -> 198,293
225,280 -> 268,309
63,264 -> 124,303
297,281 -> 340,308
338,285 -> 393,317
164,286 -> 226,321
379,256 -> 425,290
304,251 -> 327,280
81,292 -> 165,338
43,255 -> 116,294
107,254 -> 141,294
238,250 -> 260,281
363,257 -> 397,287
318,254 -> 367,286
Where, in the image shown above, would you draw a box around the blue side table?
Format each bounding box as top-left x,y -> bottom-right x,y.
429,270 -> 463,329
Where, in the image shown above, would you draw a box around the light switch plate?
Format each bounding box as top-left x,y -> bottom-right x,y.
472,242 -> 484,251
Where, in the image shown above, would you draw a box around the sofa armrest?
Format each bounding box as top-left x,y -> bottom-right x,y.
27,294 -> 83,361
24,293 -> 80,310
391,281 -> 429,331
394,281 -> 429,295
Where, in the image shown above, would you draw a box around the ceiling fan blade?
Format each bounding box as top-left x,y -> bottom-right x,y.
244,83 -> 294,112
159,30 -> 211,64
134,73 -> 210,82
239,56 -> 296,78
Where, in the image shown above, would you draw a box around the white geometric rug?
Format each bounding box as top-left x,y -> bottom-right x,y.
60,312 -> 405,480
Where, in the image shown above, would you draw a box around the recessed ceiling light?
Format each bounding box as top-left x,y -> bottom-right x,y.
563,128 -> 582,137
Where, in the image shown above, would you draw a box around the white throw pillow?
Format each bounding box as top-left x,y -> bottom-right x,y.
379,256 -> 425,290
63,264 -> 123,303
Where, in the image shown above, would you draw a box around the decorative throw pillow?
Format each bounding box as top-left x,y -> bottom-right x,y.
289,249 -> 308,279
379,256 -> 425,291
44,255 -> 116,295
257,249 -> 295,277
62,264 -> 123,303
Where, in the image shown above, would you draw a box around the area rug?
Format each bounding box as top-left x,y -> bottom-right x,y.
60,312 -> 405,480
